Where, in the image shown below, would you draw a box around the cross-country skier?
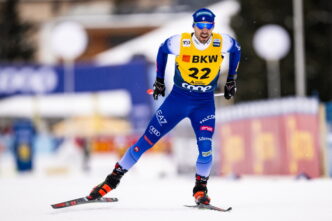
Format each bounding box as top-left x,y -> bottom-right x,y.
87,8 -> 241,206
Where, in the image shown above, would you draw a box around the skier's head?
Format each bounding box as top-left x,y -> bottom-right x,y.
192,8 -> 215,43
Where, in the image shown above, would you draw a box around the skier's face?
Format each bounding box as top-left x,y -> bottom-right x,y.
193,22 -> 214,43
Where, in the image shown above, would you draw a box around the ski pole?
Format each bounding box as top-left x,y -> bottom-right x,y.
213,92 -> 224,97
146,89 -> 224,97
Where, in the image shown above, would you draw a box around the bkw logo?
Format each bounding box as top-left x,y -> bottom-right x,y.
192,55 -> 218,63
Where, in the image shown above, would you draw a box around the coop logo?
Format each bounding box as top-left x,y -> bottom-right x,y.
156,109 -> 167,126
200,115 -> 215,124
182,83 -> 212,92
149,125 -> 160,137
0,66 -> 58,94
200,126 -> 214,132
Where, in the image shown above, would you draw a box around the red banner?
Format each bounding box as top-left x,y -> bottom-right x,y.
217,114 -> 321,177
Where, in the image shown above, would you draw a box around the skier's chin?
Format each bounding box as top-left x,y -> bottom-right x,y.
200,36 -> 209,43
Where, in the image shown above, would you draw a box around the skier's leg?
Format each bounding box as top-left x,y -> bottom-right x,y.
118,93 -> 189,170
189,106 -> 215,177
88,90 -> 188,199
189,100 -> 215,205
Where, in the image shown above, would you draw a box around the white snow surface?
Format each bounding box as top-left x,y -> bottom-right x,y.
1,154 -> 332,221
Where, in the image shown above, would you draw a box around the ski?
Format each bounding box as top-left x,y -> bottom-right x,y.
51,197 -> 118,209
185,204 -> 232,212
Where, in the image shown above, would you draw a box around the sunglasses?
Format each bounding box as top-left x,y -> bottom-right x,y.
194,22 -> 214,30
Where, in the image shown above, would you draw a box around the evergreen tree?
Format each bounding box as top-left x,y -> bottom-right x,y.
0,0 -> 35,62
231,0 -> 332,101
304,0 -> 332,101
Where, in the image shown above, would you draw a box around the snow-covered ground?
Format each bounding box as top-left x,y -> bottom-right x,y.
1,154 -> 332,221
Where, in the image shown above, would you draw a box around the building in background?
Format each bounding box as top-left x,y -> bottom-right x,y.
8,0 -> 223,64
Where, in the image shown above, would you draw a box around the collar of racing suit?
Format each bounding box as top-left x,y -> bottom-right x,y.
192,33 -> 212,50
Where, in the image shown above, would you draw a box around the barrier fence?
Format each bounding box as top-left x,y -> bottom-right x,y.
216,97 -> 322,178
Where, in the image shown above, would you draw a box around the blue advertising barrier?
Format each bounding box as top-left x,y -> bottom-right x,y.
13,119 -> 36,172
0,60 -> 151,105
0,60 -> 153,130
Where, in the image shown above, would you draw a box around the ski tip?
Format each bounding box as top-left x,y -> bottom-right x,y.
184,204 -> 232,212
51,203 -> 66,209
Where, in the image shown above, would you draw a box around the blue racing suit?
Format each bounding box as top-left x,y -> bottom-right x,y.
119,32 -> 241,177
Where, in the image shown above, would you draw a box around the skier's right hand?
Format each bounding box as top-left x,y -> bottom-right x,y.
153,77 -> 165,100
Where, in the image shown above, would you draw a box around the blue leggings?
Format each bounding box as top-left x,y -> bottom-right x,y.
119,86 -> 216,177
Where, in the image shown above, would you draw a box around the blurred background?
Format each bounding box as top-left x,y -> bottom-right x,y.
0,0 -> 331,180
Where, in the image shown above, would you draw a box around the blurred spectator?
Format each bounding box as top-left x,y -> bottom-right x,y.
12,118 -> 36,172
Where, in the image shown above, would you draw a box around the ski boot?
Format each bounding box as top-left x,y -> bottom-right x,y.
193,174 -> 211,205
87,163 -> 127,200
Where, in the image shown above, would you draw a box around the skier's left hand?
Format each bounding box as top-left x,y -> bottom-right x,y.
224,79 -> 237,100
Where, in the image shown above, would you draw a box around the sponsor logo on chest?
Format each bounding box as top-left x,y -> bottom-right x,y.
213,39 -> 221,47
182,54 -> 219,63
182,39 -> 191,47
182,83 -> 212,92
